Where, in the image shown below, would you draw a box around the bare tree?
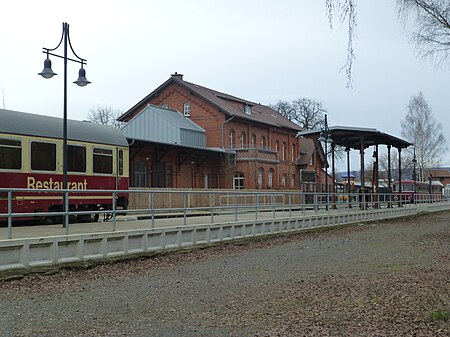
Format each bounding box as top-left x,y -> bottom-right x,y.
397,0 -> 450,64
270,98 -> 326,130
326,1 -> 450,85
401,92 -> 447,181
87,105 -> 124,129
326,0 -> 357,87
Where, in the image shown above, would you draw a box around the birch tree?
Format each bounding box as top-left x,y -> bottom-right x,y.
401,92 -> 447,181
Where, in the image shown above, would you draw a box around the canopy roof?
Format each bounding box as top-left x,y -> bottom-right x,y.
297,126 -> 412,150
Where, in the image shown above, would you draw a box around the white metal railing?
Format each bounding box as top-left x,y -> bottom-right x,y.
1,188 -> 449,240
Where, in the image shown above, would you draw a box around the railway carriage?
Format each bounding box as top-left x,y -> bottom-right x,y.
0,108 -> 129,223
392,179 -> 443,202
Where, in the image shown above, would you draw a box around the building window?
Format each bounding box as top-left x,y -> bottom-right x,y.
261,136 -> 266,148
0,138 -> 21,170
31,141 -> 56,172
291,174 -> 296,188
233,172 -> 244,189
244,105 -> 252,115
268,169 -> 274,188
275,141 -> 279,153
134,160 -> 148,187
281,173 -> 287,189
257,168 -> 264,189
251,134 -> 256,147
282,142 -> 286,161
240,132 -> 246,148
183,102 -> 191,117
291,144 -> 296,161
230,129 -> 235,149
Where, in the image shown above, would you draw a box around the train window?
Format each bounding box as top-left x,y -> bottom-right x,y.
118,149 -> 124,176
93,148 -> 113,174
0,138 -> 21,170
68,145 -> 86,173
31,142 -> 56,171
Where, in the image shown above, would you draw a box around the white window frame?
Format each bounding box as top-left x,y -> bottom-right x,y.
183,102 -> 191,117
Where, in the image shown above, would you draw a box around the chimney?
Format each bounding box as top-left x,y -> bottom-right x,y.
171,72 -> 184,81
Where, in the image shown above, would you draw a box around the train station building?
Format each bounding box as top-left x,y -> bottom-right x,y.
118,73 -> 326,190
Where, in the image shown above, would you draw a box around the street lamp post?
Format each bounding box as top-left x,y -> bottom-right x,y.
318,114 -> 333,211
38,22 -> 91,228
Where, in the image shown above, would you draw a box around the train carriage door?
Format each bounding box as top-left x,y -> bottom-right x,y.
152,162 -> 166,188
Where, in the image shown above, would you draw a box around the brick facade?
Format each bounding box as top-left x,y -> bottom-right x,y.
120,74 -> 324,190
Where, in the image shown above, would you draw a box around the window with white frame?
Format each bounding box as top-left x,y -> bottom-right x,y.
282,142 -> 286,161
281,173 -> 287,189
240,132 -> 246,148
291,144 -> 296,161
244,105 -> 252,115
251,134 -> 256,147
183,102 -> 191,117
268,169 -> 274,188
233,172 -> 244,189
257,168 -> 264,188
230,129 -> 235,148
261,136 -> 266,148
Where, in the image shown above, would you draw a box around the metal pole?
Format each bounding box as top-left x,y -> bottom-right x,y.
112,191 -> 117,231
151,191 -> 155,228
7,191 -> 12,239
63,23 -> 69,229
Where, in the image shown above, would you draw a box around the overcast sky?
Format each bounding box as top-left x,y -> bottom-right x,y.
1,0 -> 449,168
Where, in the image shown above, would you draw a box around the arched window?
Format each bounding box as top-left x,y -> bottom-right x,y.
261,136 -> 266,148
257,168 -> 264,189
268,169 -> 274,188
282,142 -> 286,161
275,140 -> 279,153
281,173 -> 287,189
240,132 -> 246,148
233,172 -> 244,189
291,144 -> 296,161
133,160 -> 148,187
291,174 -> 296,188
230,129 -> 235,149
251,134 -> 256,147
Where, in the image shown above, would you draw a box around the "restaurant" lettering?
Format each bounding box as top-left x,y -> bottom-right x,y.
27,177 -> 88,190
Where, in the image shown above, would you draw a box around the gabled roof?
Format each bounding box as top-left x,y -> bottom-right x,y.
119,74 -> 302,131
0,108 -> 128,147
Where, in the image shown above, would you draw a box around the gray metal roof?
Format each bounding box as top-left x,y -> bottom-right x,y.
0,108 -> 129,147
121,104 -> 206,148
297,126 -> 411,150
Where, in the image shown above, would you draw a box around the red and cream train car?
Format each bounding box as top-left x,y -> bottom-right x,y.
0,109 -> 129,223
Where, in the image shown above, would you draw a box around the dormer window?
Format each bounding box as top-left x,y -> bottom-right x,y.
244,105 -> 252,115
183,102 -> 191,117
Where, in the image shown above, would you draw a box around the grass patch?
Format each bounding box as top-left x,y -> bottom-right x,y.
430,309 -> 449,321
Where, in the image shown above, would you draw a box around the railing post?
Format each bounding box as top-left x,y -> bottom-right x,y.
288,193 -> 292,218
211,191 -> 215,224
112,191 -> 117,231
272,193 -> 276,218
7,190 -> 12,239
314,193 -> 318,213
183,191 -> 187,226
255,192 -> 259,220
151,191 -> 155,228
234,192 -> 238,222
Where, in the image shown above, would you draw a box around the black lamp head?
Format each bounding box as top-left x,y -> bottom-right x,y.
38,58 -> 57,79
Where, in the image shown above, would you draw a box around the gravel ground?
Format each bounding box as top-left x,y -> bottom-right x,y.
0,211 -> 449,337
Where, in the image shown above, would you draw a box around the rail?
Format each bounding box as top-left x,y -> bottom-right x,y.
1,188 -> 449,240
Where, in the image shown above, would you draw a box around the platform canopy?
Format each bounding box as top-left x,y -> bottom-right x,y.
297,126 -> 412,150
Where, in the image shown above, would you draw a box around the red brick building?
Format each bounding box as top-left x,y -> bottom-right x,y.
119,73 -> 325,190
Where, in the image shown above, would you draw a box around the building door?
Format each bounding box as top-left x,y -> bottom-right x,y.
152,162 -> 166,187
